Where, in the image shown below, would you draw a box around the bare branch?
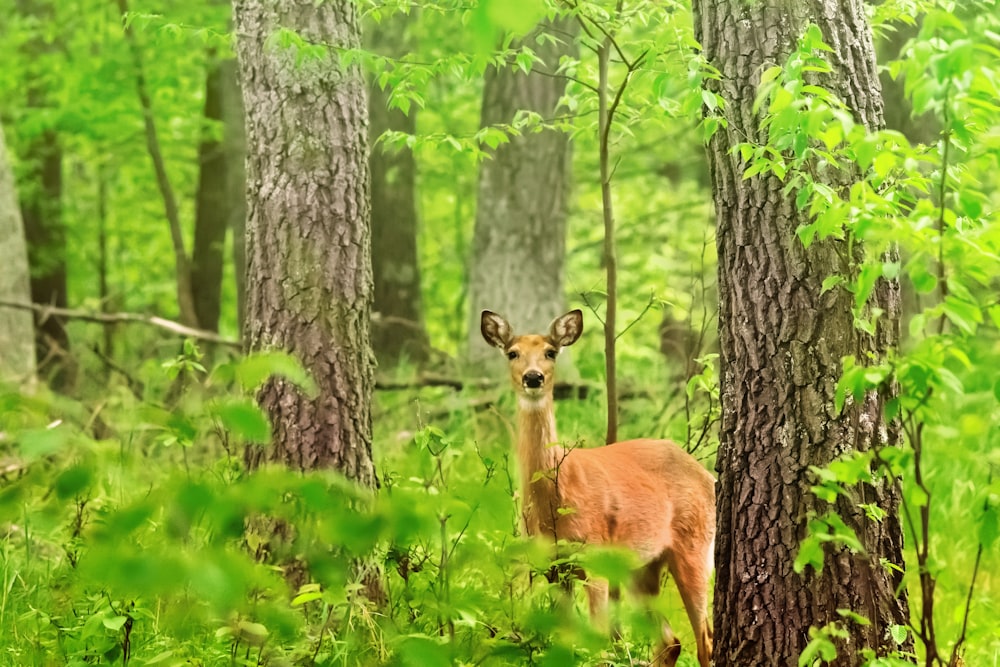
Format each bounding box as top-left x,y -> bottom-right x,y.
0,300 -> 239,347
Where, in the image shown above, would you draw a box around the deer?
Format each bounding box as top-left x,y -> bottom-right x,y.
481,309 -> 716,667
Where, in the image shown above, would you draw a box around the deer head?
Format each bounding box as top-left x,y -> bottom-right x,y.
481,310 -> 583,405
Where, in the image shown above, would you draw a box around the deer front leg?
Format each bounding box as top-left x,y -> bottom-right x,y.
585,576 -> 610,630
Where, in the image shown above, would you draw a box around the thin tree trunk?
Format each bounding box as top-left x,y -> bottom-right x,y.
234,0 -> 377,487
467,18 -> 578,366
0,122 -> 36,381
367,13 -> 429,367
192,50 -> 230,334
222,58 -> 248,335
97,169 -> 114,363
116,0 -> 199,328
693,1 -> 910,664
596,36 -> 617,444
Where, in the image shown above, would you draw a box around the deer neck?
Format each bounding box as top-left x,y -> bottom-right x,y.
516,395 -> 563,531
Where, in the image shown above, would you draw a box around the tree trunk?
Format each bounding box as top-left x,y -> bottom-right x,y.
192,52 -> 231,334
223,59 -> 248,335
367,13 -> 429,367
16,0 -> 72,389
0,122 -> 36,381
467,18 -> 577,364
234,0 -> 377,488
693,1 -> 910,664
193,54 -> 245,334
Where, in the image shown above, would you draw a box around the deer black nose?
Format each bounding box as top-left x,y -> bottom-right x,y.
523,371 -> 544,389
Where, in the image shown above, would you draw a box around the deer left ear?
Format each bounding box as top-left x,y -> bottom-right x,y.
481,310 -> 514,349
549,309 -> 583,348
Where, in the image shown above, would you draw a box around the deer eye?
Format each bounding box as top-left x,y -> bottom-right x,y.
544,349 -> 558,360
507,350 -> 518,360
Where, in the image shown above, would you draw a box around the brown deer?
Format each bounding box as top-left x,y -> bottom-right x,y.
481,309 -> 715,667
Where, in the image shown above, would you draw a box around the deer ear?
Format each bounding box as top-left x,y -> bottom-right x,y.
549,309 -> 583,348
481,311 -> 514,349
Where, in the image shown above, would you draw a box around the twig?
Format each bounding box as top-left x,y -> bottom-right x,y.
614,292 -> 657,342
0,300 -> 239,347
89,343 -> 145,398
948,468 -> 992,667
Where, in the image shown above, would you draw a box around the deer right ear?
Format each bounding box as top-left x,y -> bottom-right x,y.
481,311 -> 513,349
549,309 -> 583,347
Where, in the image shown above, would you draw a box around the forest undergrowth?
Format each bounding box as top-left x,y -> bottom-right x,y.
0,333 -> 996,666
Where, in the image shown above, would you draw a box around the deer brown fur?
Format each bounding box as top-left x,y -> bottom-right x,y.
482,309 -> 716,667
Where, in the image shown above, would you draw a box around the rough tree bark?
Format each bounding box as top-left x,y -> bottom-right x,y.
0,122 -> 36,381
693,1 -> 910,664
467,18 -> 578,364
233,0 -> 377,488
367,13 -> 429,367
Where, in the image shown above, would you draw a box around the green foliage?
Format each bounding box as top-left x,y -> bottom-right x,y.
1,0 -> 998,665
0,353 -> 705,665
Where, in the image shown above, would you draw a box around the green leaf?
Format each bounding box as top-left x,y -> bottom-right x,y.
873,151 -> 896,177
291,591 -> 324,606
910,266 -> 937,294
859,503 -> 886,522
821,275 -> 844,295
579,546 -> 640,586
759,65 -> 783,86
55,465 -> 92,499
979,503 -> 999,550
398,635 -> 451,667
701,89 -> 717,111
881,261 -> 901,280
889,624 -> 909,645
943,296 -> 982,334
102,615 -> 129,631
794,534 -> 825,574
19,427 -> 73,461
236,352 -> 317,397
236,620 -> 269,646
742,160 -> 769,179
836,608 -> 871,626
213,398 -> 272,443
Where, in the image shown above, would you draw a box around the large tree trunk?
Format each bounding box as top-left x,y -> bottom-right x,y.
367,14 -> 429,367
467,18 -> 577,363
16,0 -> 72,389
693,1 -> 910,664
234,0 -> 377,488
0,122 -> 36,381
